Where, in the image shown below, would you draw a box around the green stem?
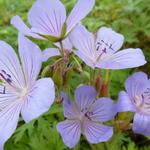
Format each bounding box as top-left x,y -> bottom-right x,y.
104,69 -> 110,84
108,70 -> 113,84
90,68 -> 93,85
59,41 -> 64,58
41,58 -> 62,77
89,68 -> 96,85
58,41 -> 67,91
41,65 -> 51,77
72,55 -> 83,72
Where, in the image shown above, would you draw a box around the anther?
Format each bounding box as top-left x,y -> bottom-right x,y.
7,74 -> 11,78
1,70 -> 6,74
0,86 -> 5,94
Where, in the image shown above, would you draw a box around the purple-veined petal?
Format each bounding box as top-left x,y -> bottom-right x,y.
89,98 -> 116,122
0,86 -> 20,110
70,24 -> 95,68
42,48 -> 60,62
57,120 -> 81,148
83,119 -> 113,144
11,16 -> 44,40
55,37 -> 73,51
21,78 -> 55,123
28,0 -> 66,37
18,34 -> 42,87
133,113 -> 150,136
125,72 -> 148,100
75,85 -> 97,112
61,92 -> 80,119
96,27 -> 124,54
117,91 -> 136,112
0,41 -> 25,89
74,50 -> 95,69
61,37 -> 73,51
96,48 -> 146,69
0,100 -> 22,149
66,0 -> 95,34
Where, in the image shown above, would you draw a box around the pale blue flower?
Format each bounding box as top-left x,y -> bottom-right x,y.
69,24 -> 146,69
11,0 -> 95,40
0,34 -> 55,149
57,85 -> 116,148
117,72 -> 150,136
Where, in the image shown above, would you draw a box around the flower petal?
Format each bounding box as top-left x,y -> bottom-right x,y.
55,37 -> 73,51
96,48 -> 146,69
70,24 -> 95,68
125,72 -> 148,99
0,86 -> 19,110
42,48 -> 60,62
117,91 -> 136,112
18,34 -> 42,87
61,92 -> 80,119
28,0 -> 66,37
66,0 -> 95,34
75,85 -> 97,111
74,50 -> 95,69
96,27 -> 124,54
11,16 -> 44,39
0,41 -> 25,88
0,101 -> 22,149
83,119 -> 113,144
57,120 -> 81,148
89,98 -> 116,122
21,78 -> 55,123
133,113 -> 150,136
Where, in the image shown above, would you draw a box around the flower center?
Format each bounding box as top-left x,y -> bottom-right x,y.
133,88 -> 150,115
81,107 -> 93,121
0,70 -> 27,98
95,39 -> 114,60
84,111 -> 94,120
20,88 -> 28,98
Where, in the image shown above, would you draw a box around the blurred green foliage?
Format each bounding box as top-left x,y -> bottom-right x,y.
0,0 -> 150,149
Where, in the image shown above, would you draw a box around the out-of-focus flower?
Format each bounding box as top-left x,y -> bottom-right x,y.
57,85 -> 116,148
11,0 -> 95,42
70,24 -> 146,69
117,72 -> 150,136
0,34 -> 55,149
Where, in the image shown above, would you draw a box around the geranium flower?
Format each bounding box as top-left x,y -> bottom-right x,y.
11,0 -> 95,42
0,34 -> 55,149
117,72 -> 150,136
57,85 -> 116,148
69,24 -> 146,69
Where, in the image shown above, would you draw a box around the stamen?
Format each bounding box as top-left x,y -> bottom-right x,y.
81,107 -> 88,113
0,70 -> 14,93
1,70 -> 6,74
137,88 -> 150,115
7,74 -> 11,78
143,88 -> 150,100
84,111 -> 94,120
0,86 -> 5,94
0,73 -> 6,81
109,44 -> 113,50
102,48 -> 107,53
0,70 -> 12,84
96,39 -> 114,52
